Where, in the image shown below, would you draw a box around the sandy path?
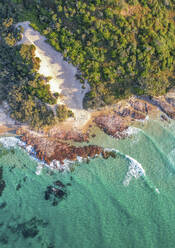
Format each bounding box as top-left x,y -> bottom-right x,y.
16,22 -> 91,128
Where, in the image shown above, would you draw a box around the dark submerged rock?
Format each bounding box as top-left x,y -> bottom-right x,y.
8,217 -> 48,239
9,164 -> 16,172
45,180 -> 68,206
160,114 -> 169,122
0,202 -> 6,209
0,235 -> 8,244
16,183 -> 21,191
54,188 -> 67,199
54,180 -> 65,188
22,227 -> 39,238
52,199 -> 58,206
23,176 -> 27,182
0,167 -> 5,197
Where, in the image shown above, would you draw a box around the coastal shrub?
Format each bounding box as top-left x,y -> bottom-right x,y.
56,105 -> 74,122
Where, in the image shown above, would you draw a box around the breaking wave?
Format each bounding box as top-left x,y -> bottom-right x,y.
122,126 -> 141,137
104,148 -> 160,193
104,148 -> 145,185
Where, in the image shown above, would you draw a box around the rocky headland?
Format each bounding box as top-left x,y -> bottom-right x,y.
1,91 -> 175,170
4,91 -> 171,168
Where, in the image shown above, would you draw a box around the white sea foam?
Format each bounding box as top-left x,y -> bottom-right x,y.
155,188 -> 160,194
26,145 -> 34,153
49,159 -> 71,172
76,156 -> 83,163
123,155 -> 145,186
0,137 -> 25,148
35,164 -> 43,175
136,115 -> 149,123
123,126 -> 141,136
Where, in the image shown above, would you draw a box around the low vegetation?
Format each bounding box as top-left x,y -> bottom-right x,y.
56,105 -> 74,122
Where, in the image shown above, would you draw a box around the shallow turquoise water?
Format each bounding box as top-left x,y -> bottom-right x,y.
0,119 -> 175,248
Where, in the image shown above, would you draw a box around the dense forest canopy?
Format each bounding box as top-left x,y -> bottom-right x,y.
14,0 -> 175,108
0,0 -> 175,111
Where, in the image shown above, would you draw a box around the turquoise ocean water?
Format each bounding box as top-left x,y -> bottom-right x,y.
0,118 -> 175,248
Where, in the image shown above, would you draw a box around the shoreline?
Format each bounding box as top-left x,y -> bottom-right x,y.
1,94 -> 174,170
1,22 -> 175,168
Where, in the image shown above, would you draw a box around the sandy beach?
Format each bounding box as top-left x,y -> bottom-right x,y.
16,22 -> 91,128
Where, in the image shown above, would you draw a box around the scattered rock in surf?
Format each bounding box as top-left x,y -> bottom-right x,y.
44,180 -> 68,206
54,180 -> 65,188
160,114 -> 169,122
102,151 -> 116,159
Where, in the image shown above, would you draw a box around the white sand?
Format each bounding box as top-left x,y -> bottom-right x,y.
16,22 -> 91,128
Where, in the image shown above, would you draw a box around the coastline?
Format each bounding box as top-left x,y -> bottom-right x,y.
1,22 -> 175,170
1,93 -> 174,171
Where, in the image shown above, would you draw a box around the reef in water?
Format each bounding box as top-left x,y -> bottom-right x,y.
45,180 -> 68,206
8,217 -> 48,239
